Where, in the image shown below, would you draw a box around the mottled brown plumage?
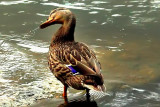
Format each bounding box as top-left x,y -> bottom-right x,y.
40,8 -> 105,97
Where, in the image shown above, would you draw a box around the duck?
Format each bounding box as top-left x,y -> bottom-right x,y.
40,8 -> 105,98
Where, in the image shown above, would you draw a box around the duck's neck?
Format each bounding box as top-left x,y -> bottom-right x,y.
51,16 -> 76,44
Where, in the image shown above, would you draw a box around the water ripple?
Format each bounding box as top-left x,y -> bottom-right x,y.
41,2 -> 89,10
17,43 -> 49,53
91,1 -> 108,4
89,11 -> 98,14
36,13 -> 49,17
112,14 -> 122,17
0,0 -> 35,5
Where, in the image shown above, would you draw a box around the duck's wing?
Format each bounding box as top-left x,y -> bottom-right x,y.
49,42 -> 102,85
68,42 -> 101,75
60,42 -> 101,75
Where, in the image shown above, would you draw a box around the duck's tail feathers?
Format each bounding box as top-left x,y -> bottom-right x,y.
83,84 -> 106,92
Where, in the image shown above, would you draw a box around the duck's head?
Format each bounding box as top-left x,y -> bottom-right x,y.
40,8 -> 74,29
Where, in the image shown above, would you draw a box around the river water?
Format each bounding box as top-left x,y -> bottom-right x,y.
0,0 -> 160,107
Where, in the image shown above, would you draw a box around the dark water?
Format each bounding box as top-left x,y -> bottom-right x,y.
0,0 -> 160,107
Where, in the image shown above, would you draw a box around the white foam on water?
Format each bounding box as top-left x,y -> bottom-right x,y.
17,43 -> 49,53
0,0 -> 35,5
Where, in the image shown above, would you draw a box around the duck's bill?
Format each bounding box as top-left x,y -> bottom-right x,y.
40,18 -> 56,29
84,84 -> 106,92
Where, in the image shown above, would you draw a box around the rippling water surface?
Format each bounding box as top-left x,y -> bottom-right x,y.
0,0 -> 160,107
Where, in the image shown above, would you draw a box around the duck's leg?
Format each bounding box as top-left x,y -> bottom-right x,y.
63,85 -> 68,104
63,85 -> 68,97
86,89 -> 90,101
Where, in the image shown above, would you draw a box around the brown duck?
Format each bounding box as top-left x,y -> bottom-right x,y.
40,8 -> 105,98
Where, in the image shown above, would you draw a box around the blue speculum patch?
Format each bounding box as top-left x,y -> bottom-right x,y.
68,66 -> 78,74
